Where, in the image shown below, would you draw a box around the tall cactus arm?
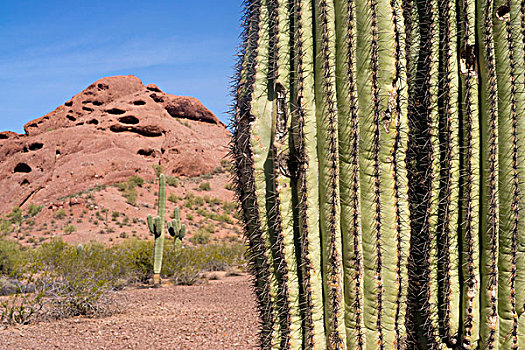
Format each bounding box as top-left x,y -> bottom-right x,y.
147,214 -> 155,234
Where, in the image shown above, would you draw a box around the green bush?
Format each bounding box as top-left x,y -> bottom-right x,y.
198,182 -> 211,191
128,175 -> 144,188
168,194 -> 181,203
27,204 -> 43,217
53,209 -> 66,220
64,225 -> 77,235
166,176 -> 179,187
190,229 -> 210,245
0,238 -> 25,276
162,243 -> 245,285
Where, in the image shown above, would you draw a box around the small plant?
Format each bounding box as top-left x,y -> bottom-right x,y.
27,204 -> 43,217
53,209 -> 66,220
64,225 -> 77,235
166,176 -> 179,188
168,194 -> 181,203
189,229 -> 210,245
198,182 -> 211,191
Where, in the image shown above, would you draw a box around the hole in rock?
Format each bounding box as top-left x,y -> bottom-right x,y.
67,115 -> 76,122
76,122 -> 85,126
496,5 -> 510,20
98,83 -> 109,90
138,149 -> 155,157
133,100 -> 146,106
92,101 -> 103,106
21,179 -> 30,186
150,94 -> 164,103
29,142 -> 44,151
64,101 -> 73,107
82,106 -> 94,112
82,100 -> 92,104
105,108 -> 126,115
56,150 -> 61,156
14,163 -> 32,173
87,119 -> 99,125
118,116 -> 140,125
0,134 -> 8,140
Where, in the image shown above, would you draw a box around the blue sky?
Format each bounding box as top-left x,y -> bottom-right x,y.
0,1 -> 243,133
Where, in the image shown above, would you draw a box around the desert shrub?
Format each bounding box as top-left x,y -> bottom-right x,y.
168,194 -> 181,203
64,225 -> 77,234
190,229 -> 210,245
0,238 -> 26,276
116,180 -> 139,206
166,176 -> 179,187
162,243 -> 245,285
27,204 -> 43,217
53,209 -> 66,220
0,291 -> 44,326
128,175 -> 144,188
224,183 -> 234,191
198,182 -> 211,191
222,201 -> 237,215
0,218 -> 12,234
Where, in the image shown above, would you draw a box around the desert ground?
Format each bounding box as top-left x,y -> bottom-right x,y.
0,274 -> 257,350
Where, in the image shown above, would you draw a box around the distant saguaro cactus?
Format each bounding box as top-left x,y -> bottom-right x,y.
232,0 -> 525,349
147,174 -> 166,286
168,206 -> 186,252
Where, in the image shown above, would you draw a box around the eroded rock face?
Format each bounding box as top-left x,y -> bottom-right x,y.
0,75 -> 230,212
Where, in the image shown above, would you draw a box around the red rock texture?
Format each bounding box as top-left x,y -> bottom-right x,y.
0,76 -> 230,213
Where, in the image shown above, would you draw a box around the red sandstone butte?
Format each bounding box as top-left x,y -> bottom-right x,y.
0,75 -> 230,212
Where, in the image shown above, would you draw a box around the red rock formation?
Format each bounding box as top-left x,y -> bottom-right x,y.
0,75 -> 230,212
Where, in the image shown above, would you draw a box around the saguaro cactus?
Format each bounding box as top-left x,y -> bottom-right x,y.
147,174 -> 166,286
168,206 -> 186,252
232,0 -> 525,349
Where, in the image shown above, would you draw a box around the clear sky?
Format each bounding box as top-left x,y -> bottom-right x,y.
0,1 -> 242,134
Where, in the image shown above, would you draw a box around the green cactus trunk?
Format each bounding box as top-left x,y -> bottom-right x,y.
232,0 -> 525,348
147,174 -> 166,285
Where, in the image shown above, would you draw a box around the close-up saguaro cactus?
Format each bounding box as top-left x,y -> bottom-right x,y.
231,0 -> 525,348
147,174 -> 166,286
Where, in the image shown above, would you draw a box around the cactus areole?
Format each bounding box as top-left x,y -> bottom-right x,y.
147,174 -> 166,286
232,0 -> 525,348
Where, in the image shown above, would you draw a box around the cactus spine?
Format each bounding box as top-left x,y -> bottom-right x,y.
232,0 -> 525,348
168,206 -> 186,252
147,174 -> 166,286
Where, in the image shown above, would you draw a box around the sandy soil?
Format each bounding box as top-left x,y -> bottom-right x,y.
0,275 -> 258,350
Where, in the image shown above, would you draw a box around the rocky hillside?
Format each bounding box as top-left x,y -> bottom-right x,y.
0,75 -> 231,213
